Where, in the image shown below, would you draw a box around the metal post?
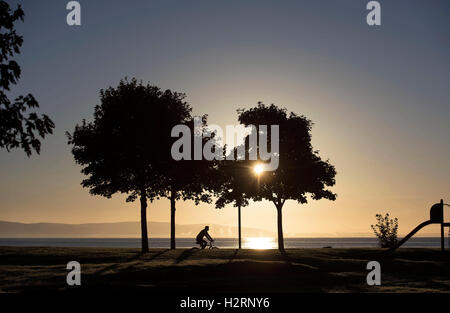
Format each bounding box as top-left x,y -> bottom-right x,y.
441,199 -> 445,252
238,205 -> 242,249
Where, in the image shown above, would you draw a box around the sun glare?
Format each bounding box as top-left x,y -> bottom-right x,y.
244,237 -> 275,249
253,164 -> 264,175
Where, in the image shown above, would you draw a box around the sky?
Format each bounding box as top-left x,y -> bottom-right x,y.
0,0 -> 449,236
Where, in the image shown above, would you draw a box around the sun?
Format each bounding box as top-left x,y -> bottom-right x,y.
253,163 -> 264,175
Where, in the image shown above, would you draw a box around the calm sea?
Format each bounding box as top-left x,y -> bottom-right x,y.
0,237 -> 445,249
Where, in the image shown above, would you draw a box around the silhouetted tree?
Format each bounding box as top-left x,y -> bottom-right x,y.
161,117 -> 219,249
67,78 -> 192,253
215,148 -> 256,249
371,213 -> 398,248
238,102 -> 337,250
0,1 -> 54,156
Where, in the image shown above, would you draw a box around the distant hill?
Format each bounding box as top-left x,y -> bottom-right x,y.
0,220 -> 276,238
0,220 -> 439,238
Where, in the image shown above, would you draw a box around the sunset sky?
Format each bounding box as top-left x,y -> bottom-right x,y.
0,0 -> 449,236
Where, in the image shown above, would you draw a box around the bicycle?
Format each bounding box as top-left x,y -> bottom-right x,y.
208,240 -> 219,249
192,240 -> 218,250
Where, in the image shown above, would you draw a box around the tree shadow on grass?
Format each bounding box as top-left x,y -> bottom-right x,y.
175,248 -> 199,264
95,249 -> 170,275
227,249 -> 239,264
94,256 -> 345,293
146,249 -> 171,261
279,249 -> 292,266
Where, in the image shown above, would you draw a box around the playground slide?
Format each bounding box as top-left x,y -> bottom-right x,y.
387,220 -> 433,252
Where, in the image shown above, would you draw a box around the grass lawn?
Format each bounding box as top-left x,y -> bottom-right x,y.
0,247 -> 449,293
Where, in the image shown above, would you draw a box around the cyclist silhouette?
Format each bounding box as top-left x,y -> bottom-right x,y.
196,226 -> 214,249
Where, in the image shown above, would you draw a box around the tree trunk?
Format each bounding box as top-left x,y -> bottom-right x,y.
140,192 -> 149,253
170,189 -> 176,249
276,204 -> 284,251
238,204 -> 242,249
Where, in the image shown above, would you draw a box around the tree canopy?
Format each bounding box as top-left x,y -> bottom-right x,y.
0,1 -> 54,156
214,145 -> 262,210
